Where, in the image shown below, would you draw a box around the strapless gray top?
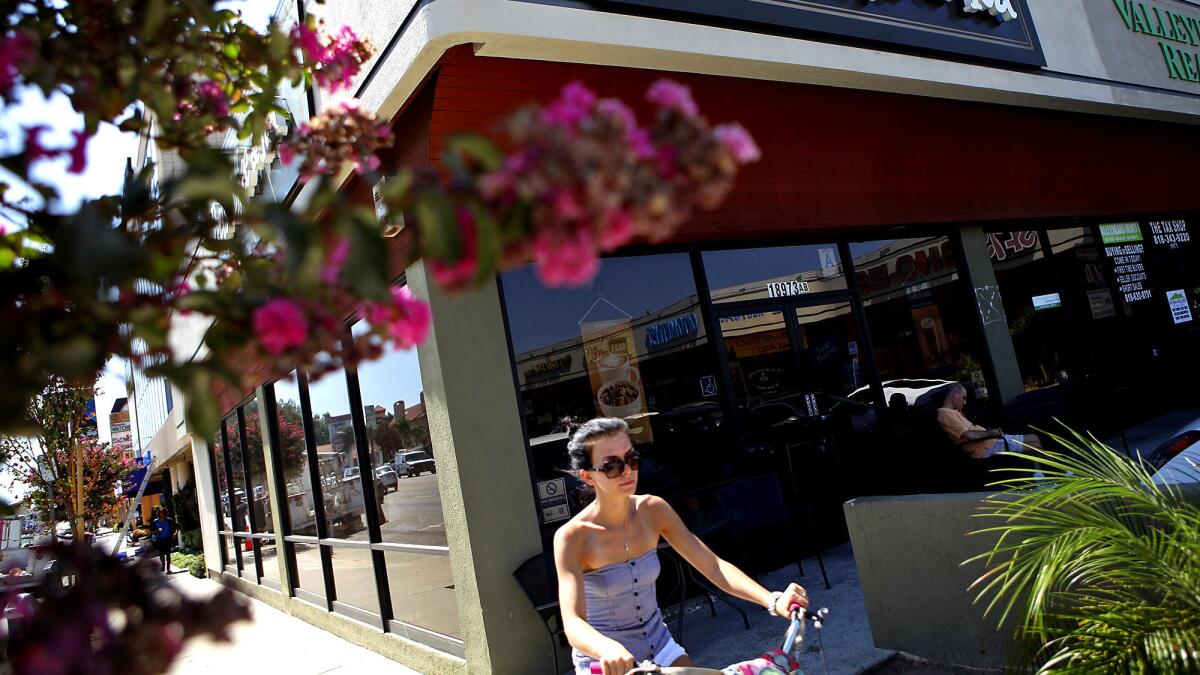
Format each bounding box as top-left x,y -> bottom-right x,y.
572,547 -> 676,672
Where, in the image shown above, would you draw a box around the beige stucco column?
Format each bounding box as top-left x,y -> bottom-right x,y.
959,225 -> 1025,404
190,436 -> 223,574
407,261 -> 549,674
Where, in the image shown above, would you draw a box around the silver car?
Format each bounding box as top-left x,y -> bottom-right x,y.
374,465 -> 399,493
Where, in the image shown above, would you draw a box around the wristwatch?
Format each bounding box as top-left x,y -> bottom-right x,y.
765,590 -> 783,616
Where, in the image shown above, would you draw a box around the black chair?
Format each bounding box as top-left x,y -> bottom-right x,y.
715,474 -> 831,590
513,551 -> 567,674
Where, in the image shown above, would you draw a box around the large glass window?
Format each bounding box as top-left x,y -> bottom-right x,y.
987,230 -> 1069,392
306,366 -> 375,617
352,317 -> 461,640
703,244 -> 847,303
502,253 -> 729,536
852,236 -> 988,406
242,397 -> 279,586
272,373 -> 326,601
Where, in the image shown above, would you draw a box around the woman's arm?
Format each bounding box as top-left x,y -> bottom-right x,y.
552,526 -> 636,675
647,496 -> 808,618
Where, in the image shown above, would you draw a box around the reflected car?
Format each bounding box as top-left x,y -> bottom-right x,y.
849,378 -> 958,408
1149,429 -> 1200,484
374,465 -> 399,493
395,449 -> 436,477
343,466 -> 361,481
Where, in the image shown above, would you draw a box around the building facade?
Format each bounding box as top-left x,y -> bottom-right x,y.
180,1 -> 1200,673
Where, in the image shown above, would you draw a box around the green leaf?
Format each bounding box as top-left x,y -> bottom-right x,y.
468,201 -> 501,284
141,0 -> 169,40
444,134 -> 504,172
0,248 -> 14,269
414,191 -> 458,261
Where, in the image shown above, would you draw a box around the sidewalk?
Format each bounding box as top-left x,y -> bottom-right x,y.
166,572 -> 419,675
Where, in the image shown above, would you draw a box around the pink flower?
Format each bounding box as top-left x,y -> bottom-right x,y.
429,208 -> 479,289
290,24 -> 327,64
646,79 -> 698,117
553,191 -> 583,221
598,209 -> 635,252
252,298 -> 309,355
533,228 -> 600,288
278,142 -> 295,167
23,125 -> 57,163
67,129 -> 90,175
353,153 -> 381,173
597,98 -> 637,132
196,81 -> 230,117
321,237 -> 351,284
714,123 -> 761,163
542,81 -> 597,130
628,127 -> 655,160
379,284 -> 432,345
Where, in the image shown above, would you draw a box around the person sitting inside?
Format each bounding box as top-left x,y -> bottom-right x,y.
937,384 -> 1042,459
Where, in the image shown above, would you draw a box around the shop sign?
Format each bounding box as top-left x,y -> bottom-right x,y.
1099,222 -> 1144,244
987,231 -> 1038,262
766,280 -> 810,298
645,312 -> 700,350
1112,0 -> 1200,84
1099,222 -> 1153,304
856,240 -> 958,296
1032,292 -> 1062,310
523,354 -> 573,382
1168,289 -> 1193,324
591,0 -> 1044,66
727,329 -> 791,358
1149,219 -> 1192,249
537,478 -> 570,523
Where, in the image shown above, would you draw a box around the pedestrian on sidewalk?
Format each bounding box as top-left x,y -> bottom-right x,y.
152,507 -> 178,573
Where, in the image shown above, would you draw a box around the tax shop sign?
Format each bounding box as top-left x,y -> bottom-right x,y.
592,0 -> 1045,66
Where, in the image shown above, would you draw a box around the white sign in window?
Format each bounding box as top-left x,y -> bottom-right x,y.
766,280 -> 810,298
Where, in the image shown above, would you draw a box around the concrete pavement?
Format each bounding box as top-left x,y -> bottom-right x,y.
165,572 -> 420,675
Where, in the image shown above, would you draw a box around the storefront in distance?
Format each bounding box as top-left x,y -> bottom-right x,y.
183,1 -> 1200,673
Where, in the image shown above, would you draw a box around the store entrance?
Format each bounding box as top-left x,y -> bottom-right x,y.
714,298 -> 882,535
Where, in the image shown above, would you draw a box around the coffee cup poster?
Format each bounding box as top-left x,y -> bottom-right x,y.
580,316 -> 654,444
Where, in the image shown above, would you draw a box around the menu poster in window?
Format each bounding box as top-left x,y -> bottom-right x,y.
1100,222 -> 1152,304
580,318 -> 653,443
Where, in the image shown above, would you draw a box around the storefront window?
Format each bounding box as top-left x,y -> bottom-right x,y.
852,236 -> 987,403
351,315 -> 461,639
987,230 -> 1068,391
272,374 -> 326,600
243,398 -> 277,584
306,367 -> 375,616
225,413 -> 257,577
703,244 -> 847,303
502,253 -> 727,540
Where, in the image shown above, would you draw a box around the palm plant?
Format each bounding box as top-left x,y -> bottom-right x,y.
968,426 -> 1200,673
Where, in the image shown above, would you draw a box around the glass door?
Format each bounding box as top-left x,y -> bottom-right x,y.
715,298 -> 882,529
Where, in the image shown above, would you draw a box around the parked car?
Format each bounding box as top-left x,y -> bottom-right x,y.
395,449 -> 436,477
343,466 -> 361,481
1149,429 -> 1200,484
374,465 -> 399,493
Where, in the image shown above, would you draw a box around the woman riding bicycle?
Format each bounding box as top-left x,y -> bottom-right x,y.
554,418 -> 810,675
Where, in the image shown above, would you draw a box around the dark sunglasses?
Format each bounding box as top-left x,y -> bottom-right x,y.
591,450 -> 641,479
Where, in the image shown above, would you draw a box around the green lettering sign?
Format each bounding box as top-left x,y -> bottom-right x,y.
1115,0 -> 1200,85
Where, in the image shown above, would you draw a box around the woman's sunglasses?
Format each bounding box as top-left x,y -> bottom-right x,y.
590,450 -> 641,479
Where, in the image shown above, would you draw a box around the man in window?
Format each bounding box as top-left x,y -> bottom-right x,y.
937,384 -> 1042,459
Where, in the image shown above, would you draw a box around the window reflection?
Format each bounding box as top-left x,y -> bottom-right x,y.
272,374 -> 325,598
305,370 -> 370,541
988,231 -> 1067,391
852,236 -> 987,403
225,418 -> 248,533
703,244 -> 847,303
242,398 -> 272,535
352,310 -> 460,638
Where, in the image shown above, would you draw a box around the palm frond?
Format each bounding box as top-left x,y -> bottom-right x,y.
967,423 -> 1200,672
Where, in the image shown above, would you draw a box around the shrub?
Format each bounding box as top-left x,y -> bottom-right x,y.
180,529 -> 202,553
187,555 -> 206,579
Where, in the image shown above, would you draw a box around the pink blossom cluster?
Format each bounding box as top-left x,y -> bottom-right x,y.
23,125 -> 90,175
252,298 -> 309,355
363,286 -> 432,350
429,208 -> 481,289
473,78 -> 759,289
0,31 -> 33,100
278,100 -> 392,182
195,81 -> 231,118
290,23 -> 373,93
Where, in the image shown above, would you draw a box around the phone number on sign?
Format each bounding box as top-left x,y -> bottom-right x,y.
1153,232 -> 1191,246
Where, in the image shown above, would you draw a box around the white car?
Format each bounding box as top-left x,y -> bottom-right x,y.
850,378 -> 957,408
1150,429 -> 1200,485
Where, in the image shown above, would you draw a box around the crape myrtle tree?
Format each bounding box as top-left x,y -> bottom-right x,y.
0,376 -> 131,533
0,2 -> 759,672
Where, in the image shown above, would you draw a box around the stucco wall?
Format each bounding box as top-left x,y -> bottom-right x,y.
843,492 -> 1016,669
